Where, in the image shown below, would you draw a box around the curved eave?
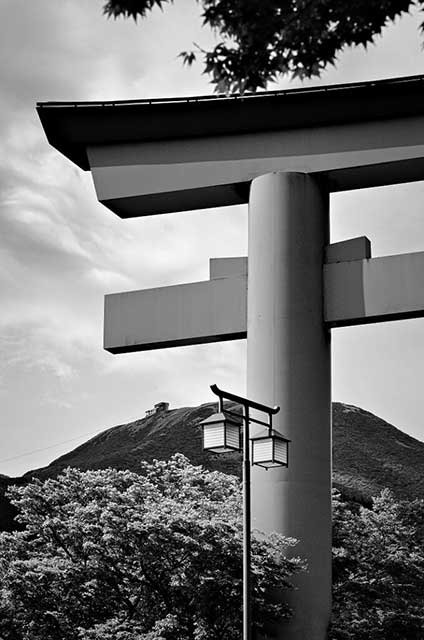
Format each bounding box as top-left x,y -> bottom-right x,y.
37,74 -> 424,171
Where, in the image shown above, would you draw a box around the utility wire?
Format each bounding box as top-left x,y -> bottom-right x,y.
0,429 -> 103,464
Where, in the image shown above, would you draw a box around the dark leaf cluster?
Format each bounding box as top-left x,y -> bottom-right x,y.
330,489 -> 424,640
102,0 -> 424,92
103,0 -> 173,21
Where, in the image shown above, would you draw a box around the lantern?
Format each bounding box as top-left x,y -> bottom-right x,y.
251,429 -> 289,468
199,411 -> 241,453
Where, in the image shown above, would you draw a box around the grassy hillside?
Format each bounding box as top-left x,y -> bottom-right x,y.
26,401 -> 243,481
1,401 -> 423,531
332,402 -> 424,501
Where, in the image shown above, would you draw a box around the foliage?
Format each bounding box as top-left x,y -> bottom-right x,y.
0,455 -> 304,640
330,489 -> 424,640
2,452 -> 423,640
102,0 -> 423,92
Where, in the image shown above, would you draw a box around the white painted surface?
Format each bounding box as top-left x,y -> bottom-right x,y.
86,115 -> 424,215
203,424 -> 226,450
225,423 -> 240,450
325,250 -> 424,326
104,249 -> 424,354
104,275 -> 247,352
247,173 -> 331,640
274,439 -> 288,465
252,439 -> 273,464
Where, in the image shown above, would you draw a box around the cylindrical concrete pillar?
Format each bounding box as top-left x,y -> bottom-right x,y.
247,172 -> 331,640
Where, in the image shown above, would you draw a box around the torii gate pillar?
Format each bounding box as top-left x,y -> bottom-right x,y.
37,76 -> 424,640
248,172 -> 331,639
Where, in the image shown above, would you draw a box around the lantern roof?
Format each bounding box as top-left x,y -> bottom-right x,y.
251,428 -> 290,441
199,411 -> 241,427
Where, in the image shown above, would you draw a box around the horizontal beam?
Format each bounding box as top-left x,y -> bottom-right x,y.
104,248 -> 424,353
324,250 -> 424,327
104,274 -> 247,353
88,116 -> 424,216
37,76 -> 424,218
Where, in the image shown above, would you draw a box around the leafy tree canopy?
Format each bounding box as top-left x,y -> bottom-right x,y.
330,489 -> 424,640
102,1 -> 422,92
1,454 -> 423,640
0,455 -> 304,640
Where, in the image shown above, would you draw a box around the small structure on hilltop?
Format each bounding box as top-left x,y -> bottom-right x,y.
145,402 -> 169,418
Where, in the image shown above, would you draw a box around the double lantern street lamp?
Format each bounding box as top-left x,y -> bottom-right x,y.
199,384 -> 290,640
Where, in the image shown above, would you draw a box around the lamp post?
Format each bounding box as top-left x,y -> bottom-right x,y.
199,384 -> 290,640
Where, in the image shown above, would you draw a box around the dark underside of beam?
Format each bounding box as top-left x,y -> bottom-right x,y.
100,155 -> 424,217
106,331 -> 248,354
101,182 -> 250,218
327,308 -> 424,328
106,309 -> 424,352
328,157 -> 424,192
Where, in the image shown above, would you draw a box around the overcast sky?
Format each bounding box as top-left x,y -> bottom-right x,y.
2,0 -> 424,476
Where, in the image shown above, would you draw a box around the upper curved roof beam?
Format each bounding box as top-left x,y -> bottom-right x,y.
37,74 -> 424,217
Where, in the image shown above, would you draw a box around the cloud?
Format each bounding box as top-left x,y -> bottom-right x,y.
0,325 -> 76,386
2,0 -> 424,478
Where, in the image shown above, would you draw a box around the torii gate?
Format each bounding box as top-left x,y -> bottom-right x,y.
37,74 -> 424,640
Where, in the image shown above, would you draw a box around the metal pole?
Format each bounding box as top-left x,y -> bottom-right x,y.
208,383 -> 279,640
243,403 -> 252,640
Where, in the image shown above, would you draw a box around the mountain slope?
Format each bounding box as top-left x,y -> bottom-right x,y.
1,401 -> 423,531
25,402 -> 243,482
332,402 -> 424,500
27,401 -> 424,500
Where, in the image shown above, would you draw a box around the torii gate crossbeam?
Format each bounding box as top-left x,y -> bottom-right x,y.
37,74 -> 424,640
103,242 -> 424,352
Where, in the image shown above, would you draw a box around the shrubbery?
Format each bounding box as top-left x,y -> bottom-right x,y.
1,455 -> 423,639
330,490 -> 424,639
0,455 -> 304,640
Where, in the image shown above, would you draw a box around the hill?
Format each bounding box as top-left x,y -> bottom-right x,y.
332,402 -> 424,501
26,401 -> 243,481
1,401 -> 423,530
